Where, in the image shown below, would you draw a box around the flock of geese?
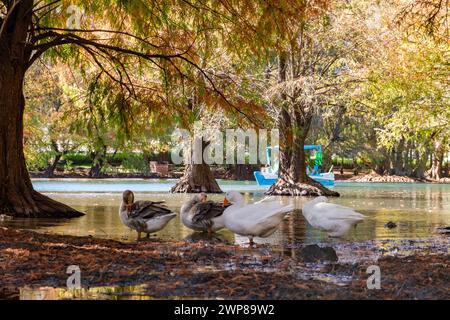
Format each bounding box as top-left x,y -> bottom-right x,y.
119,190 -> 366,244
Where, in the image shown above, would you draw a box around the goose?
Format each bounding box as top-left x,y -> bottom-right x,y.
119,190 -> 177,240
302,196 -> 366,237
222,191 -> 294,246
180,193 -> 231,235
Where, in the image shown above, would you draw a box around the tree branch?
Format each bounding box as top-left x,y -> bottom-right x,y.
33,0 -> 60,13
33,27 -> 162,49
0,0 -> 21,41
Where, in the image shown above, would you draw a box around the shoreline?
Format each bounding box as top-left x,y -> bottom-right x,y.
29,172 -> 450,184
1,227 -> 449,300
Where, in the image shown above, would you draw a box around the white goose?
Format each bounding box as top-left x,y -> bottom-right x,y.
223,191 -> 294,245
302,196 -> 366,237
119,190 -> 177,240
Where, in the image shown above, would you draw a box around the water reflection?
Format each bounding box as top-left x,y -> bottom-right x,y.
1,180 -> 449,246
20,285 -> 151,300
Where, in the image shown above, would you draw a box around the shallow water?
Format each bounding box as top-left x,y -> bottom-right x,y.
2,179 -> 449,245
4,179 -> 450,300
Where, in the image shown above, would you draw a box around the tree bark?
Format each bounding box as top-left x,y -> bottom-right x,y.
0,1 -> 83,218
391,139 -> 405,175
45,154 -> 61,178
171,164 -> 222,193
89,147 -> 107,178
171,141 -> 222,193
45,140 -> 62,178
404,141 -> 413,176
0,64 -> 82,217
414,149 -> 428,179
430,139 -> 444,180
266,118 -> 339,197
226,164 -> 257,181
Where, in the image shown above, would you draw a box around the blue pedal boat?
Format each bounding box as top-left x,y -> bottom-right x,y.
253,145 -> 335,187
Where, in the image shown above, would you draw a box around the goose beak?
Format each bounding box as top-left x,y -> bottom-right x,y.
223,197 -> 230,207
126,204 -> 133,215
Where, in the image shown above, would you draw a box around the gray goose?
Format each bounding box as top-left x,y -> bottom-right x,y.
119,190 -> 176,240
181,193 -> 230,235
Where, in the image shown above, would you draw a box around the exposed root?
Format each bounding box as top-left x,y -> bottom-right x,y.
266,177 -> 340,197
171,164 -> 222,193
1,191 -> 84,218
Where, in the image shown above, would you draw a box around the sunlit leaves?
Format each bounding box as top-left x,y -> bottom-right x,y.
366,38 -> 449,149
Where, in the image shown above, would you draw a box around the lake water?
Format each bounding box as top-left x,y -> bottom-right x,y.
2,179 -> 449,246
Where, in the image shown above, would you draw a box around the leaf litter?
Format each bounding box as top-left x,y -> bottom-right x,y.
0,227 -> 449,300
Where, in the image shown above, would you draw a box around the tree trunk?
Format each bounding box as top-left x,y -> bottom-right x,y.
322,152 -> 333,173
45,140 -> 62,178
45,154 -> 61,178
404,141 -> 413,176
89,162 -> 103,178
171,140 -> 222,193
0,1 -> 83,218
266,130 -> 339,197
430,139 -> 444,180
373,148 -> 389,175
265,54 -> 338,197
0,62 -> 81,217
445,161 -> 450,178
171,164 -> 222,193
322,105 -> 346,171
392,140 -> 405,175
414,149 -> 428,179
227,164 -> 257,181
89,146 -> 107,178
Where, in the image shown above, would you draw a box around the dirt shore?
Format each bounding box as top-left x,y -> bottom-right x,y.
347,173 -> 450,184
1,227 -> 449,300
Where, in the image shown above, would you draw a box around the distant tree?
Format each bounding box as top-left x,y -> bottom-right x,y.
262,1 -> 369,196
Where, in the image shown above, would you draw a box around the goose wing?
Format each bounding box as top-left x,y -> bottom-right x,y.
191,201 -> 231,223
130,201 -> 174,219
225,203 -> 293,237
312,202 -> 366,220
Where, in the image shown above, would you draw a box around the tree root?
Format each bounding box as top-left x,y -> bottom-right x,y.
171,164 -> 222,193
266,177 -> 340,197
1,191 -> 84,218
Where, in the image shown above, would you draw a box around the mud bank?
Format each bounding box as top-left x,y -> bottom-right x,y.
349,173 -> 450,184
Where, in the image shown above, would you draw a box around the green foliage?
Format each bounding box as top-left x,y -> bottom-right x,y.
18,0 -> 449,178
25,151 -> 53,172
64,153 -> 91,166
121,156 -> 150,174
